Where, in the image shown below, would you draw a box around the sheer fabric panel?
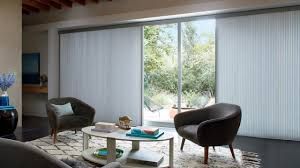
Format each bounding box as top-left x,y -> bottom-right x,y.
60,27 -> 142,125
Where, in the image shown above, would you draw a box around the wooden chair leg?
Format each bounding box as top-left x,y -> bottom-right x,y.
53,129 -> 57,144
204,146 -> 209,164
229,144 -> 236,159
180,138 -> 185,151
50,129 -> 54,136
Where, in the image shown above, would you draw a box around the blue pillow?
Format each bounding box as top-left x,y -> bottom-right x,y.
51,103 -> 74,116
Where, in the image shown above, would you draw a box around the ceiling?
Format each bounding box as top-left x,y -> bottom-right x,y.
22,0 -> 112,15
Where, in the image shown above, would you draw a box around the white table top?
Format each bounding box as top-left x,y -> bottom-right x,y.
82,126 -> 174,142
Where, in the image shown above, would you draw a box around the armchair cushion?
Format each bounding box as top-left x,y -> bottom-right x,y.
51,103 -> 74,117
58,115 -> 90,130
177,125 -> 199,144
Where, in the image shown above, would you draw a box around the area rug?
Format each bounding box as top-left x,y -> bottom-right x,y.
26,131 -> 261,168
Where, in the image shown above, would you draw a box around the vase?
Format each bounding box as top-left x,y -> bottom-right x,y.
0,107 -> 18,135
0,91 -> 9,106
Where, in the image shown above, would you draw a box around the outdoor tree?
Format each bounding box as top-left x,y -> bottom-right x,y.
144,22 -> 215,108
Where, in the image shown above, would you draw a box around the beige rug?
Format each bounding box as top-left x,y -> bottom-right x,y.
26,131 -> 261,168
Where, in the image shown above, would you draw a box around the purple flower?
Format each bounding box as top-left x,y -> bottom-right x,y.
0,73 -> 16,92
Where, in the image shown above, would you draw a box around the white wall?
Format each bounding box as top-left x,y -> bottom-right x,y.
47,28 -> 60,99
0,0 -> 22,126
22,31 -> 48,117
217,10 -> 300,141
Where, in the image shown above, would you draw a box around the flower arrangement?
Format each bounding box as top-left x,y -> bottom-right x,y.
0,73 -> 16,106
0,73 -> 16,93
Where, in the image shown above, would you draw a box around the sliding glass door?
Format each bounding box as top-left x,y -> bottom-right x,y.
181,20 -> 216,111
143,19 -> 216,125
143,24 -> 178,123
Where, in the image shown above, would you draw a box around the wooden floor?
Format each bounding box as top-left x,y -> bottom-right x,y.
1,116 -> 300,168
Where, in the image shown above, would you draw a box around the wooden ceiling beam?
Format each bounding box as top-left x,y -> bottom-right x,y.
23,0 -> 50,10
59,0 -> 73,7
22,8 -> 31,15
22,4 -> 40,13
49,1 -> 62,9
74,0 -> 86,5
34,0 -> 50,6
39,0 -> 62,9
22,0 -> 112,15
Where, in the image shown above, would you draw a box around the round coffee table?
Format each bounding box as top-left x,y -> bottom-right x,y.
81,126 -> 174,168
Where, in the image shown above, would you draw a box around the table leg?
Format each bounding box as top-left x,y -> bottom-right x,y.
83,132 -> 89,150
169,138 -> 174,168
107,138 -> 117,163
132,141 -> 140,150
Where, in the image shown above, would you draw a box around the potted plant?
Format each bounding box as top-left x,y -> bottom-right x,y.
0,73 -> 18,135
0,73 -> 16,106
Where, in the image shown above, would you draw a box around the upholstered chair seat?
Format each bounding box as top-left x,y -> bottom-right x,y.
46,97 -> 95,144
174,103 -> 242,164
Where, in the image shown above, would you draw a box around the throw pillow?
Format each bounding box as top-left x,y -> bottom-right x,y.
51,103 -> 74,116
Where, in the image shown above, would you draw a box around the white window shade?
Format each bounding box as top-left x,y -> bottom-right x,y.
60,27 -> 142,125
216,10 -> 300,140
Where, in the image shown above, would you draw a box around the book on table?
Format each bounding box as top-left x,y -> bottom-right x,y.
126,127 -> 164,139
92,122 -> 116,133
127,149 -> 164,167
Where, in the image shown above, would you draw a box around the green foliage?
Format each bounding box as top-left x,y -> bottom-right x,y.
144,25 -> 178,95
144,22 -> 215,107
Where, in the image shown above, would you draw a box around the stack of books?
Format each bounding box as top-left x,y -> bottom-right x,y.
92,122 -> 116,133
126,127 -> 164,139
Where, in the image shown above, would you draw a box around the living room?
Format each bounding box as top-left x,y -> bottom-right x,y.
1,0 -> 300,167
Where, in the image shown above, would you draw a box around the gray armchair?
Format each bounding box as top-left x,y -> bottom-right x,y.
46,97 -> 95,143
174,103 -> 241,164
0,138 -> 121,168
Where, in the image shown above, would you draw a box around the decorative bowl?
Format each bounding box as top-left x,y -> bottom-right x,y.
93,148 -> 124,159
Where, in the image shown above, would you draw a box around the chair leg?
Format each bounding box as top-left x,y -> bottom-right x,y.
204,146 -> 209,164
212,146 -> 215,151
180,138 -> 185,151
53,129 -> 57,144
229,144 -> 236,159
50,129 -> 54,136
75,129 -> 77,134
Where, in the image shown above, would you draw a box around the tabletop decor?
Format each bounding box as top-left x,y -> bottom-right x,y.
0,73 -> 16,106
40,74 -> 48,87
92,122 -> 116,133
93,148 -> 124,159
118,116 -> 132,130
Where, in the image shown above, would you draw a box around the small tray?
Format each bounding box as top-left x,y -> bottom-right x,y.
93,148 -> 123,159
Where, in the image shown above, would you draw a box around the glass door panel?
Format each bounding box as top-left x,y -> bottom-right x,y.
143,24 -> 178,123
181,20 -> 216,111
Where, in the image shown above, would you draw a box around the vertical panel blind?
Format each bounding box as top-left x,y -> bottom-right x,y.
217,10 -> 300,140
60,27 -> 142,125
